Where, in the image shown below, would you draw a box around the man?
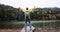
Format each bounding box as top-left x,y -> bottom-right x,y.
20,7 -> 35,32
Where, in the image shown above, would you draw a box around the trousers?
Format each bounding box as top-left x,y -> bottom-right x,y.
24,20 -> 32,31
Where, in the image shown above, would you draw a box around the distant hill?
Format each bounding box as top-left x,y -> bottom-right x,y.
0,4 -> 60,22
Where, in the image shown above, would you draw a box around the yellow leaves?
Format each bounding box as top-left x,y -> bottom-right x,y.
48,14 -> 56,19
52,15 -> 56,19
48,14 -> 52,19
57,13 -> 60,17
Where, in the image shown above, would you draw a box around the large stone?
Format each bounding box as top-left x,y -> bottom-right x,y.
21,26 -> 35,32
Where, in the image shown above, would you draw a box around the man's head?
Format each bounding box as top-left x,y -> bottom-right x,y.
26,8 -> 28,10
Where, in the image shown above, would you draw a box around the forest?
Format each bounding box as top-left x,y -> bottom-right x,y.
0,4 -> 60,21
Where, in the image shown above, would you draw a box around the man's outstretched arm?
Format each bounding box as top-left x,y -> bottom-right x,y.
29,7 -> 35,12
19,7 -> 26,12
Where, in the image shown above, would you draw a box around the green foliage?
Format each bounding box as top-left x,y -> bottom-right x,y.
0,22 -> 59,29
0,4 -> 60,21
0,23 -> 24,29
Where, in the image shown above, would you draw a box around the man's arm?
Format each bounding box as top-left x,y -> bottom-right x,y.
19,7 -> 26,12
29,7 -> 35,12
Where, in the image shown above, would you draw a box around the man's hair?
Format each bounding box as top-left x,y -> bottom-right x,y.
26,8 -> 28,10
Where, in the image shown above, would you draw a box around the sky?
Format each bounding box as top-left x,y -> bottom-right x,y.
0,0 -> 60,9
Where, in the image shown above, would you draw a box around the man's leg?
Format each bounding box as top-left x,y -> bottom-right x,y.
29,20 -> 32,31
25,20 -> 27,32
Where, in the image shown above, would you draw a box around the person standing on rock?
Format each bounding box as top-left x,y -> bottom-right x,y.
20,7 -> 35,32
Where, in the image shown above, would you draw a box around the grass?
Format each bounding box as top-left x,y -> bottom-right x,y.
0,22 -> 60,29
